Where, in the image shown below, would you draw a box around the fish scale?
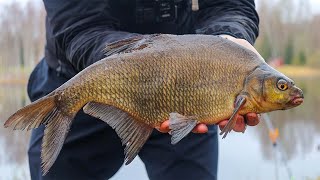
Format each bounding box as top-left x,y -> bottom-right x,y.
56,37 -> 254,125
4,34 -> 304,174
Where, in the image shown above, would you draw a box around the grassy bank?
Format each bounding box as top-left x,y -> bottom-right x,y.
0,77 -> 28,85
0,67 -> 32,85
275,65 -> 320,78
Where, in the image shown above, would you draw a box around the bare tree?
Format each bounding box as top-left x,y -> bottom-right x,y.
0,1 -> 45,77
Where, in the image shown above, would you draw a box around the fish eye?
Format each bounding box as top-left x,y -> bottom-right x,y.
277,79 -> 288,91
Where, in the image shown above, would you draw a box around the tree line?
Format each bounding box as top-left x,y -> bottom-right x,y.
256,0 -> 320,67
0,2 -> 45,74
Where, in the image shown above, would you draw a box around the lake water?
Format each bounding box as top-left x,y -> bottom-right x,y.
0,77 -> 319,180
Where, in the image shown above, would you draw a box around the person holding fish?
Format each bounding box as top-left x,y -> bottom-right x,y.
4,0 -> 303,180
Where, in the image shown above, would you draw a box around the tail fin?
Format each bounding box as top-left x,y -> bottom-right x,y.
4,94 -> 74,175
4,95 -> 56,130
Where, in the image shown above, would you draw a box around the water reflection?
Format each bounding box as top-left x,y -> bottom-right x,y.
0,77 -> 319,180
0,85 -> 30,180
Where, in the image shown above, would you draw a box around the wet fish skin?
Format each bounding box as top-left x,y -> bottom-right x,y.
56,34 -> 260,125
3,34 -> 303,174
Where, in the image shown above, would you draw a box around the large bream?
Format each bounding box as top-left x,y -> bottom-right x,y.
4,34 -> 304,174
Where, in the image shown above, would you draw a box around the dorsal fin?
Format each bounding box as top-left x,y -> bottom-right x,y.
104,34 -> 158,57
83,102 -> 153,164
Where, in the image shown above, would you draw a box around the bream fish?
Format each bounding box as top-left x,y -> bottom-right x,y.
4,34 -> 304,174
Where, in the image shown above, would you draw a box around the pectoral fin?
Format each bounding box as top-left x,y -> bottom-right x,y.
220,96 -> 246,139
83,102 -> 153,165
169,113 -> 197,145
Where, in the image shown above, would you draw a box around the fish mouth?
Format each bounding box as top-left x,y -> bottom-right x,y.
290,96 -> 304,106
283,86 -> 304,109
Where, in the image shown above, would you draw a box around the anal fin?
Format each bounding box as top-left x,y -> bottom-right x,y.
169,113 -> 197,145
83,102 -> 153,165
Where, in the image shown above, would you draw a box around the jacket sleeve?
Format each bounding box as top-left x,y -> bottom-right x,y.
194,0 -> 259,45
43,0 -> 137,72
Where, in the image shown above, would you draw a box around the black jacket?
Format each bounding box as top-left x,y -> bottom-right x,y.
43,0 -> 259,77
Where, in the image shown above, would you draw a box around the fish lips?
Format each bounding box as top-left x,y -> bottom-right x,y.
291,96 -> 304,105
283,87 -> 304,109
282,97 -> 303,110
286,94 -> 304,108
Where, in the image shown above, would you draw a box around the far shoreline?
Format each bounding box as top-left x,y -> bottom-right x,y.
275,65 -> 320,78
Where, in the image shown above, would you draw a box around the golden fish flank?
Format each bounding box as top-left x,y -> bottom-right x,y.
3,34 -> 304,174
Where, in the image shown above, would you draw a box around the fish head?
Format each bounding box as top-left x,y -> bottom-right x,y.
243,64 -> 304,113
261,74 -> 304,110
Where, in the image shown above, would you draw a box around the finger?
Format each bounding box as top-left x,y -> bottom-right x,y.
232,39 -> 259,54
245,113 -> 260,126
192,123 -> 208,133
232,115 -> 246,132
158,120 -> 170,133
218,120 -> 228,131
220,35 -> 261,57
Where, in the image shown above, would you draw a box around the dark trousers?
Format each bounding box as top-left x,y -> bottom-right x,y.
27,60 -> 218,180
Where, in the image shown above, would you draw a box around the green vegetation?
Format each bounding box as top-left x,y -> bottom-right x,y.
284,38 -> 294,65
298,51 -> 306,65
255,0 -> 320,67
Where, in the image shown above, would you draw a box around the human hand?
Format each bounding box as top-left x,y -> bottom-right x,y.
219,35 -> 262,59
157,113 -> 260,134
217,113 -> 260,133
156,120 -> 209,133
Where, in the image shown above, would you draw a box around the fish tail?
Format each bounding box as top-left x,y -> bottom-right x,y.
4,94 -> 75,175
4,94 -> 58,130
